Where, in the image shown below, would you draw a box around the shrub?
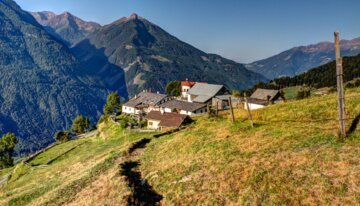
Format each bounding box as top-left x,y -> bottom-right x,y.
98,115 -> 109,125
120,119 -> 128,129
139,120 -> 147,128
297,87 -> 311,100
72,115 -> 90,134
54,131 -> 71,143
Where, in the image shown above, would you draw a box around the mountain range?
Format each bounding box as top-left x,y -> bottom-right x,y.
0,1 -> 267,154
31,11 -> 101,46
0,0 -> 111,154
245,38 -> 360,79
2,0 -> 360,154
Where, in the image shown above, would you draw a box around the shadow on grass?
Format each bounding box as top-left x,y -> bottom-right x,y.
120,161 -> 163,206
128,138 -> 152,154
347,113 -> 360,135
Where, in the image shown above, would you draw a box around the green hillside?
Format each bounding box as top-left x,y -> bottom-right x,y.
1,87 -> 360,205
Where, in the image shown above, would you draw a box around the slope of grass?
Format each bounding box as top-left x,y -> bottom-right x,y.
282,86 -> 302,100
140,87 -> 360,205
0,121 -> 156,206
1,88 -> 360,205
28,139 -> 88,166
282,86 -> 319,100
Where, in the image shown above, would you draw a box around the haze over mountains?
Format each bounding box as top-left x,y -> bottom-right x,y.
33,11 -> 360,83
246,37 -> 360,79
31,11 -> 101,46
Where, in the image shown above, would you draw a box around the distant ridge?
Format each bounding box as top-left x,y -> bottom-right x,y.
245,37 -> 360,79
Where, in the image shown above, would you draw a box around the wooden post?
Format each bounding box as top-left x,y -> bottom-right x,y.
244,93 -> 254,127
334,32 -> 346,138
228,97 -> 235,122
216,101 -> 219,116
207,104 -> 210,115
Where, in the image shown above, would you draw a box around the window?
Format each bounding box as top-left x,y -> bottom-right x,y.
149,122 -> 153,126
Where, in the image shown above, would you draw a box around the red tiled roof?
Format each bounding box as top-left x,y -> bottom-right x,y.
181,80 -> 207,87
181,81 -> 196,87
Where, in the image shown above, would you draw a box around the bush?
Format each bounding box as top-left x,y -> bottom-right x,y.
72,115 -> 90,134
117,114 -> 139,129
54,131 -> 71,143
98,115 -> 109,125
297,87 -> 311,100
120,119 -> 128,129
139,120 -> 147,128
346,79 -> 360,88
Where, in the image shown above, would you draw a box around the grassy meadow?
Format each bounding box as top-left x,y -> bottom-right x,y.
0,87 -> 359,205
0,121 -> 156,206
140,87 -> 360,205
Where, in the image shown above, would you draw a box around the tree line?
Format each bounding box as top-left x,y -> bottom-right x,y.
245,55 -> 360,94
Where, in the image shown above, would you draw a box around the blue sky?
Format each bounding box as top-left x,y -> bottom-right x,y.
15,0 -> 360,63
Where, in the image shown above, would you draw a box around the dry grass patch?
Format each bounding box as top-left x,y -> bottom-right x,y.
139,88 -> 360,205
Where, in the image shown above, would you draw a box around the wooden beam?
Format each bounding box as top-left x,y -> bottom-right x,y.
228,97 -> 235,122
244,93 -> 254,128
334,32 -> 346,138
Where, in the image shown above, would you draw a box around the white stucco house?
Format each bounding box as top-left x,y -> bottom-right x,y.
244,88 -> 285,110
122,91 -> 170,115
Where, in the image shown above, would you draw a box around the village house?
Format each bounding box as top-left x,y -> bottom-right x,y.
212,95 -> 242,110
187,83 -> 229,104
159,99 -> 207,116
181,79 -> 197,98
245,88 -> 285,110
145,110 -> 192,130
122,91 -> 170,115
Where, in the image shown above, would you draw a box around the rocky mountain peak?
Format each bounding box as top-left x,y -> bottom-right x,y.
129,13 -> 139,20
31,11 -> 101,46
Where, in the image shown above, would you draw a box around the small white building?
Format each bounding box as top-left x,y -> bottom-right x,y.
244,98 -> 269,110
145,110 -> 192,130
159,99 -> 207,116
244,88 -> 285,110
181,80 -> 196,98
122,91 -> 170,115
